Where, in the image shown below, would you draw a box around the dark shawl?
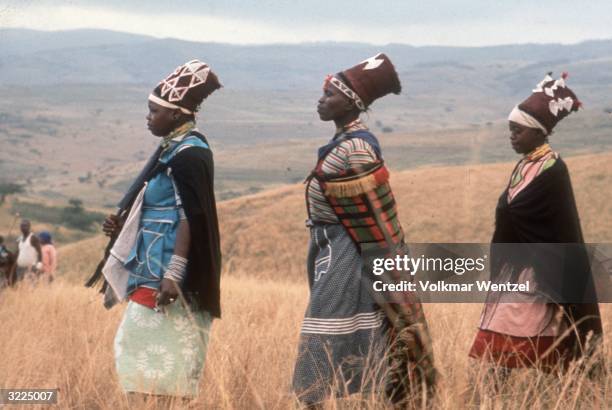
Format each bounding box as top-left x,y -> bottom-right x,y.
490,157 -> 602,355
169,132 -> 222,318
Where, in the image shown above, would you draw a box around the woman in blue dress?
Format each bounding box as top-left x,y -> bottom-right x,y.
96,60 -> 222,402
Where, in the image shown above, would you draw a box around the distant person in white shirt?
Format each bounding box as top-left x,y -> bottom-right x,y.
10,219 -> 42,284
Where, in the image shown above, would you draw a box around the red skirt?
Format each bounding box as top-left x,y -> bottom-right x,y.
469,329 -> 570,370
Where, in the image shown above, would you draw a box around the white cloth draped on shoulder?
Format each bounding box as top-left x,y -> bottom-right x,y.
102,183 -> 147,305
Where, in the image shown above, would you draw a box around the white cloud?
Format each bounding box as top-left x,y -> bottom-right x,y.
0,4 -> 610,46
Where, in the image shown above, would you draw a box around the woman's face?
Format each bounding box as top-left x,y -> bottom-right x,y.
508,121 -> 546,154
317,84 -> 354,121
146,101 -> 178,137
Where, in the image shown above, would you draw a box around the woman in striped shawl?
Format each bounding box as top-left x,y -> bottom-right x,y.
292,54 -> 436,406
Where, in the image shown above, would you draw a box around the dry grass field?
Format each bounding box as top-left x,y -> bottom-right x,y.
1,152 -> 611,409
1,280 -> 608,409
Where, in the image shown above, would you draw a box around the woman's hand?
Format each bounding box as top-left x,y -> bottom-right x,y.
102,214 -> 123,237
155,219 -> 190,310
156,278 -> 180,307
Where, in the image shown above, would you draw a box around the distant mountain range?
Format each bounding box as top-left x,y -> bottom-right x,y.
2,29 -> 612,206
2,28 -> 612,96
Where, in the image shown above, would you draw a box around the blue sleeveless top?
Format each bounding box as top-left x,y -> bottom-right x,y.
125,134 -> 209,293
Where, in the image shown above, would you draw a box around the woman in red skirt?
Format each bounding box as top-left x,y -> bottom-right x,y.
469,73 -> 603,373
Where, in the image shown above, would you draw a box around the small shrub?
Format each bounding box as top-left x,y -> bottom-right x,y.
0,182 -> 24,204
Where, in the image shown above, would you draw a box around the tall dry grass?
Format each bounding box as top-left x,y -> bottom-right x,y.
1,153 -> 611,409
0,276 -> 306,409
0,277 -> 609,409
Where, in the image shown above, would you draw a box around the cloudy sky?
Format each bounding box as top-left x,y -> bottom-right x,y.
1,0 -> 611,46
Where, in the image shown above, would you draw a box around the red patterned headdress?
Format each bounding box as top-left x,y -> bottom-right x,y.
509,72 -> 581,135
324,53 -> 401,111
149,59 -> 221,115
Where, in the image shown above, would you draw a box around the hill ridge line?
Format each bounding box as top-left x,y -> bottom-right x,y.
219,150 -> 612,204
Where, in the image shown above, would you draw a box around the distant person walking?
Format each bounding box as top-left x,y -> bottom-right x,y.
469,73 -> 603,375
0,235 -> 11,266
0,236 -> 8,261
0,235 -> 13,287
38,231 -> 57,282
293,54 -> 435,406
10,219 -> 42,284
87,60 -> 222,403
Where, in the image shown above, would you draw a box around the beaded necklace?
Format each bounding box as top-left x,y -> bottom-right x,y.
335,118 -> 368,136
509,143 -> 554,189
160,121 -> 196,150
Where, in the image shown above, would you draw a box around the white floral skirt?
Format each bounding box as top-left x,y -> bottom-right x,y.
114,300 -> 212,397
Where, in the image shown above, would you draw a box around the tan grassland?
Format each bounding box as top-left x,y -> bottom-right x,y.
1,152 -> 611,409
215,151 -> 612,279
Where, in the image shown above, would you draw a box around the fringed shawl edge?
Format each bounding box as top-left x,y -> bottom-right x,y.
323,163 -> 389,198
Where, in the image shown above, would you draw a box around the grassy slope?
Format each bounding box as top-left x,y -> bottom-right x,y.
213,151 -> 612,280
2,152 -> 611,409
